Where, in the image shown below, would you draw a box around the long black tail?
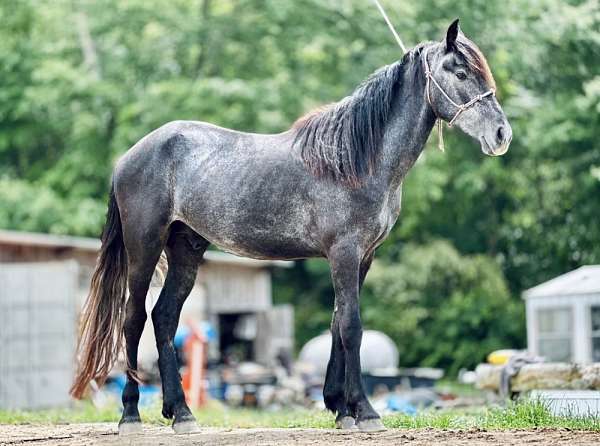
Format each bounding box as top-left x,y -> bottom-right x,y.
70,186 -> 128,398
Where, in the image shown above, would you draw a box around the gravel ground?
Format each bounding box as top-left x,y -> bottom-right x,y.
2,423 -> 600,446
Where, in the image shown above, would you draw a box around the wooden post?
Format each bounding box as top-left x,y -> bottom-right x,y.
181,322 -> 208,408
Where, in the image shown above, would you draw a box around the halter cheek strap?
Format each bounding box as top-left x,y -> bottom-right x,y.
423,47 -> 495,151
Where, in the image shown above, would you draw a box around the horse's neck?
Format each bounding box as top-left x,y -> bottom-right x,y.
379,61 -> 437,188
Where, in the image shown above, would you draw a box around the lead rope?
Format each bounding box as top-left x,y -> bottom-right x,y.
371,0 -> 408,53
371,0 -> 446,151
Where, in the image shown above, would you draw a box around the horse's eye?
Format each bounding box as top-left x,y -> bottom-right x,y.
456,70 -> 467,80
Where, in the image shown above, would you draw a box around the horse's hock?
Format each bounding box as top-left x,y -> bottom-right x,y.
0,261 -> 78,409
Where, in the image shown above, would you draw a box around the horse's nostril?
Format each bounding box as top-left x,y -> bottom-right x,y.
496,126 -> 505,144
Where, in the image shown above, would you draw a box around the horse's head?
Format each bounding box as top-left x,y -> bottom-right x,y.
424,19 -> 512,156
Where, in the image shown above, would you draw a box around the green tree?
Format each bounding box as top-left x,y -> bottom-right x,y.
362,241 -> 524,375
1,0 -> 598,373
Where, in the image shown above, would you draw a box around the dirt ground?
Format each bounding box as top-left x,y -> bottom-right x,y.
2,423 -> 600,446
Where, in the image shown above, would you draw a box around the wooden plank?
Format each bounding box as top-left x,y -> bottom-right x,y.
476,362 -> 600,391
202,264 -> 271,313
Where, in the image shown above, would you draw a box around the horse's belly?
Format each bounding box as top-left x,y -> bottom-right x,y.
212,239 -> 320,261
182,218 -> 322,261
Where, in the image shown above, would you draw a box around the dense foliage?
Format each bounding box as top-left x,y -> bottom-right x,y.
1,0 -> 598,373
363,241 -> 523,376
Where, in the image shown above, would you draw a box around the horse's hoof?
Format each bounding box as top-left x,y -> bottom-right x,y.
172,420 -> 200,434
335,416 -> 358,430
118,421 -> 143,436
357,418 -> 386,433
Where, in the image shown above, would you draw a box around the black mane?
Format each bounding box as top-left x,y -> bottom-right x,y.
292,52 -> 415,186
292,37 -> 493,186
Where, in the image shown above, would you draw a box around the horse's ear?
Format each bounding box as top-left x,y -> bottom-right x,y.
445,18 -> 460,52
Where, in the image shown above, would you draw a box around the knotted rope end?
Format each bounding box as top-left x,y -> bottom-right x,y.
437,119 -> 445,152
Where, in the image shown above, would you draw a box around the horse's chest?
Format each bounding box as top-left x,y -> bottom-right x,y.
370,210 -> 397,248
368,187 -> 402,248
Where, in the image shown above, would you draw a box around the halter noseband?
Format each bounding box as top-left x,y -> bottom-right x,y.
423,47 -> 495,128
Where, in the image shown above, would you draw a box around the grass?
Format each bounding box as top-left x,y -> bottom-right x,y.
0,400 -> 334,428
383,400 -> 600,430
1,399 -> 599,430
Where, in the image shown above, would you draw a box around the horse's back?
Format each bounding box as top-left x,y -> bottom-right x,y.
113,119 -> 260,197
111,120 -> 235,232
111,119 -> 394,261
111,120 -> 322,258
162,123 -> 324,259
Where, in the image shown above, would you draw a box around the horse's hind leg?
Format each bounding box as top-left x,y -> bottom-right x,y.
152,224 -> 208,433
119,224 -> 167,435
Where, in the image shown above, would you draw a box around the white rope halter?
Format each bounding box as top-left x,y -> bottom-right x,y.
371,0 -> 495,152
422,47 -> 495,151
423,47 -> 496,126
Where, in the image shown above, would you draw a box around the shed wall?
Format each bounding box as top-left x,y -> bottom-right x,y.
526,294 -> 600,363
0,261 -> 78,409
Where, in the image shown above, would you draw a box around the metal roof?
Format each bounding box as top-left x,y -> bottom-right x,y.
0,229 -> 291,269
0,229 -> 101,251
523,265 -> 600,299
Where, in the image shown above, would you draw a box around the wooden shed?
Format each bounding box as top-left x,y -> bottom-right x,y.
0,230 -> 293,392
523,265 -> 600,363
0,261 -> 78,409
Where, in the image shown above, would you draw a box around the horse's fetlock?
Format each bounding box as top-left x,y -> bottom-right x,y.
355,400 -> 380,421
324,392 -> 343,413
345,390 -> 363,408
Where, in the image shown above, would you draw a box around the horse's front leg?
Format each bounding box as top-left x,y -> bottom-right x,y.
324,252 -> 375,430
324,311 -> 355,429
328,243 -> 385,432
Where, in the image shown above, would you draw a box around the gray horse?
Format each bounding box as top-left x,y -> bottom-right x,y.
71,20 -> 511,434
